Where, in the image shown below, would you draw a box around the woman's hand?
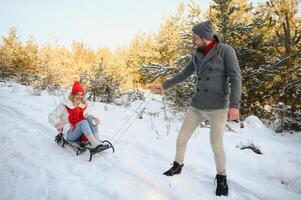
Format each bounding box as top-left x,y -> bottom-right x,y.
92,117 -> 101,125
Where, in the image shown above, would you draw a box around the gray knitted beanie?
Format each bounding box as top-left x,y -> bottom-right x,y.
192,20 -> 214,40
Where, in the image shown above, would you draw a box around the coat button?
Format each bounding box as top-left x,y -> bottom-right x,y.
206,77 -> 210,81
204,89 -> 208,92
198,77 -> 201,81
209,68 -> 212,71
197,88 -> 200,91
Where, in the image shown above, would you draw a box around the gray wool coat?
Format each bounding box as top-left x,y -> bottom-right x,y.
162,36 -> 242,110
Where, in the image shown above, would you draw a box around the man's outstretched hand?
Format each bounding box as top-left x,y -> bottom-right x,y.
149,83 -> 164,94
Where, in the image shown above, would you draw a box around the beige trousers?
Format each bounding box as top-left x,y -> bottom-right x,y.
175,106 -> 228,175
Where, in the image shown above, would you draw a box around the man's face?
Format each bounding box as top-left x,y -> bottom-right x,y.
192,33 -> 205,49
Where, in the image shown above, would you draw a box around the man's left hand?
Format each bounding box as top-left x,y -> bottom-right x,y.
228,107 -> 239,121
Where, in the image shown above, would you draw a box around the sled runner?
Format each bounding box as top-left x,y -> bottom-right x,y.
55,133 -> 114,161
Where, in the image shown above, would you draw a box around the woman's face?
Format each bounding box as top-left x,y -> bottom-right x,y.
73,92 -> 84,104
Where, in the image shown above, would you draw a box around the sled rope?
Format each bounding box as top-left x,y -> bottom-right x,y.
109,93 -> 154,144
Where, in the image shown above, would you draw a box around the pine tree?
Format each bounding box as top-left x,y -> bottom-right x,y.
142,2 -> 203,110
0,27 -> 20,78
255,0 -> 301,131
84,59 -> 120,103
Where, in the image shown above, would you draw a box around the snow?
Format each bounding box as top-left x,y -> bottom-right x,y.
0,82 -> 301,200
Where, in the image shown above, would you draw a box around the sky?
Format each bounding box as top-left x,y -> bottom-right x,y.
0,0 -> 299,50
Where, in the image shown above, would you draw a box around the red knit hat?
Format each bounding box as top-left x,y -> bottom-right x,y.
71,81 -> 84,95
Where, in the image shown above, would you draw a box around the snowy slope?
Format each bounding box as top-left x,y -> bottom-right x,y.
0,82 -> 301,200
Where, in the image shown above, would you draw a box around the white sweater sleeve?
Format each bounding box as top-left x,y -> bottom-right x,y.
48,103 -> 65,126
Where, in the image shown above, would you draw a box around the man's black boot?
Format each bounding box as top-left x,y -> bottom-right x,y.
163,161 -> 184,176
215,174 -> 229,196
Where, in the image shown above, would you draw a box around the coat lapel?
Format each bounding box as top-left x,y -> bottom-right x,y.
198,44 -> 219,75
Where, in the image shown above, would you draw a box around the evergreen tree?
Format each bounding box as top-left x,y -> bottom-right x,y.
84,59 -> 120,103
142,2 -> 203,110
255,0 -> 301,131
0,28 -> 41,82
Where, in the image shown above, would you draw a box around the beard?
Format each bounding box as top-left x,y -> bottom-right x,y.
196,46 -> 203,52
194,41 -> 205,52
196,44 -> 205,52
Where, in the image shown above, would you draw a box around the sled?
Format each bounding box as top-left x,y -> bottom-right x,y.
55,133 -> 115,161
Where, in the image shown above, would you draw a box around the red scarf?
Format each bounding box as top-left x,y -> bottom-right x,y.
65,105 -> 88,141
202,38 -> 216,55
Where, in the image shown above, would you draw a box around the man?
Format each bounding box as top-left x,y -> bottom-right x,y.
150,20 -> 242,196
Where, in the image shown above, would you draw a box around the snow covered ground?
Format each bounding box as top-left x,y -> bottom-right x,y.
1,82 -> 301,200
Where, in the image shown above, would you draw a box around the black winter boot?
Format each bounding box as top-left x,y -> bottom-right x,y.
163,161 -> 184,176
215,174 -> 229,196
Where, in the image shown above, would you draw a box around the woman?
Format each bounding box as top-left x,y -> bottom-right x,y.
48,81 -> 103,149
